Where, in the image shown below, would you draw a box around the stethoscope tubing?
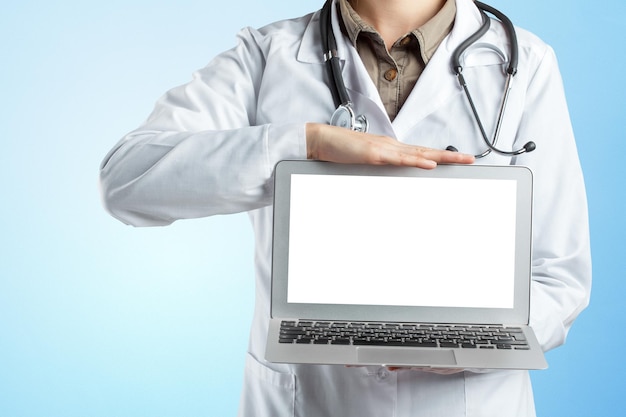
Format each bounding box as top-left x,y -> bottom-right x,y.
321,0 -> 350,108
320,0 -> 535,157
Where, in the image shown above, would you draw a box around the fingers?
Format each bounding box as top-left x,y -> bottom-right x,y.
306,123 -> 474,169
374,140 -> 475,169
348,365 -> 465,375
386,366 -> 466,375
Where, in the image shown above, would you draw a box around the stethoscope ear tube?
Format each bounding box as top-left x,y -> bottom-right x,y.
475,1 -> 518,75
451,9 -> 490,76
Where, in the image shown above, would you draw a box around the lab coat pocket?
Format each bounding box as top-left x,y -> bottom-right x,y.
238,353 -> 296,417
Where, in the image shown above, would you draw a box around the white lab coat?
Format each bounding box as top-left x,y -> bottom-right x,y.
99,0 -> 591,415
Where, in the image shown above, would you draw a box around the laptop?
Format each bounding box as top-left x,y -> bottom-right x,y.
265,160 -> 547,370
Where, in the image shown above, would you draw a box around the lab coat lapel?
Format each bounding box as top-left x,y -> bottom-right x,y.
297,9 -> 324,64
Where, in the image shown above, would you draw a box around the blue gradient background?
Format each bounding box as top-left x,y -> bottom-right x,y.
1,1 -> 623,416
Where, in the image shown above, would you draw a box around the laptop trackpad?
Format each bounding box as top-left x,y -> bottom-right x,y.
357,347 -> 457,367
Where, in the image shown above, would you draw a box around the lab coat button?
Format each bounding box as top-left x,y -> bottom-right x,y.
384,69 -> 398,82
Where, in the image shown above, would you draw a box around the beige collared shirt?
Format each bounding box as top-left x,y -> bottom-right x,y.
337,0 -> 456,120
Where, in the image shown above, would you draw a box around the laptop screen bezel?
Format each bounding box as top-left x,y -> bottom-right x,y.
270,160 -> 533,325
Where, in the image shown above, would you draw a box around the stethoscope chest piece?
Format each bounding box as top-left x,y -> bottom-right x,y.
330,104 -> 369,133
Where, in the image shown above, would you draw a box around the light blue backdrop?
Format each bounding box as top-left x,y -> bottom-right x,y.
1,1 -> 623,416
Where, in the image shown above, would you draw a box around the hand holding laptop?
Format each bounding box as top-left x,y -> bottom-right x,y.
305,123 -> 475,169
388,367 -> 465,375
350,365 -> 465,375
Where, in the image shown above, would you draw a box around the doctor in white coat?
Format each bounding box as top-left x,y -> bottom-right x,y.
100,0 -> 591,415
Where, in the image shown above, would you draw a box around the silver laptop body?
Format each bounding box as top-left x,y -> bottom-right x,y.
265,160 -> 547,370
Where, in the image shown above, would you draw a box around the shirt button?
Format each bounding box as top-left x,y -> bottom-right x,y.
400,36 -> 412,47
384,68 -> 398,82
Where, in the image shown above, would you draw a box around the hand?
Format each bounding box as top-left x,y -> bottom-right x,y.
306,123 -> 475,169
387,366 -> 465,375
346,365 -> 466,375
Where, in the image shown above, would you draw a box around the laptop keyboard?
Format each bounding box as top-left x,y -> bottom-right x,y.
279,320 -> 530,350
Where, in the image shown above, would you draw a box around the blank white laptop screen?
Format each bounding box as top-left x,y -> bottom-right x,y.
286,174 -> 517,309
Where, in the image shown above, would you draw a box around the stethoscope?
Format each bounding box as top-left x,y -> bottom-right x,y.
320,0 -> 536,158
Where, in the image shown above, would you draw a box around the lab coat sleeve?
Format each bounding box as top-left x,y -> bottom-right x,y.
99,26 -> 307,226
514,44 -> 592,352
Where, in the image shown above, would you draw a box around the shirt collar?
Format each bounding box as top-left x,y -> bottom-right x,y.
337,0 -> 456,63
